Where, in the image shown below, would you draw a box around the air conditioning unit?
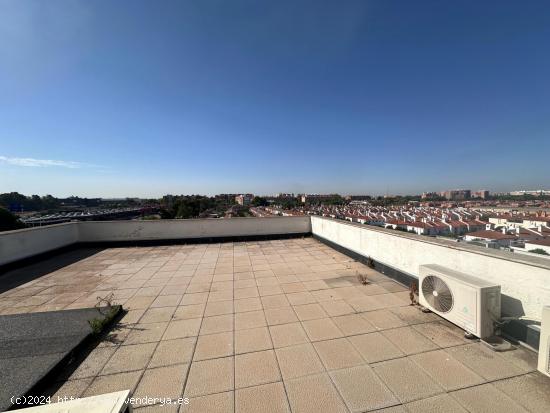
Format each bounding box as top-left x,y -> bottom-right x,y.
419,264 -> 501,339
538,306 -> 550,377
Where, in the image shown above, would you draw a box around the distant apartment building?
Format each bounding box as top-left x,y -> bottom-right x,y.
441,189 -> 471,201
235,194 -> 254,206
421,192 -> 439,199
473,190 -> 490,199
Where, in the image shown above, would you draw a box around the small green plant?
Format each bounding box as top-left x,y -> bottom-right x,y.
529,248 -> 550,256
409,282 -> 418,306
88,293 -> 119,335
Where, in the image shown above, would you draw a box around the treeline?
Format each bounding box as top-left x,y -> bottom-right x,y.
161,195 -> 235,219
0,192 -> 149,212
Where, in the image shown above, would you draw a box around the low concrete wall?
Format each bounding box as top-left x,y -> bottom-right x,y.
311,216 -> 550,320
78,217 -> 311,242
0,217 -> 311,267
0,223 -> 78,266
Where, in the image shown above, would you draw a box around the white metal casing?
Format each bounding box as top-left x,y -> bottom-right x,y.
419,264 -> 501,339
538,306 -> 550,377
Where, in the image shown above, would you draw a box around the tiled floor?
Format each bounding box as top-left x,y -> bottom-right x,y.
1,238 -> 549,412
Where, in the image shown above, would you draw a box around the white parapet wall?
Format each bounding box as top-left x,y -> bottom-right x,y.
0,217 -> 311,267
0,223 -> 79,266
77,217 -> 311,242
311,216 -> 550,320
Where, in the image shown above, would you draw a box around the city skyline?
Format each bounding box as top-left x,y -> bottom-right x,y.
2,1 -> 550,197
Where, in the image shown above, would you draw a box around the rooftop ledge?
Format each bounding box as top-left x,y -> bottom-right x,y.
1,216 -> 550,322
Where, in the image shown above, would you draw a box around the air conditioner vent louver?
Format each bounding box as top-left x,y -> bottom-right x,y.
421,275 -> 454,313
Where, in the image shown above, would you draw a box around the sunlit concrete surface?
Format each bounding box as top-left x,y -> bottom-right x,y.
1,238 -> 549,412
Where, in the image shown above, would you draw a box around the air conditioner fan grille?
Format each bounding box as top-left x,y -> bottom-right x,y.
422,275 -> 454,313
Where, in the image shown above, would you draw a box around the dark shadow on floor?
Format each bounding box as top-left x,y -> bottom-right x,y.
0,248 -> 104,295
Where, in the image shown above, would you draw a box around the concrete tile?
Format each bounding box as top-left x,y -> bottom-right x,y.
235,350 -> 281,388
379,281 -> 408,293
258,285 -> 284,296
265,307 -> 298,326
269,322 -> 309,348
369,406 -> 406,413
361,309 -> 407,330
123,295 -> 156,310
492,372 -> 550,412
181,292 -> 209,305
234,287 -> 259,299
120,308 -> 147,324
287,292 -> 317,305
330,365 -> 398,412
187,391 -> 234,413
302,318 -> 343,341
140,306 -> 176,323
410,350 -> 484,391
319,300 -> 355,317
382,327 -> 439,355
185,357 -> 234,397
208,290 -> 234,302
69,346 -> 116,379
235,326 -> 272,354
173,303 -> 205,320
84,371 -> 142,397
236,382 -> 290,413
163,318 -> 201,340
311,289 -> 342,302
51,378 -> 93,400
412,322 -> 469,348
133,403 -> 179,412
314,338 -> 365,370
451,383 -> 529,413
194,331 -> 234,360
446,343 -> 525,381
235,279 -> 256,289
150,294 -> 182,308
275,343 -> 324,379
285,373 -> 348,413
200,314 -> 234,335
125,322 -> 169,344
149,337 -> 196,367
282,283 -> 307,293
293,303 -> 328,321
372,358 -> 443,403
347,295 -> 383,312
234,297 -> 263,313
348,332 -> 404,363
235,310 -> 266,330
332,314 -> 377,336
205,300 -> 234,316
389,306 -> 439,325
498,346 -> 538,373
261,294 -> 291,309
134,364 -> 188,400
405,394 -> 467,413
101,342 -> 157,374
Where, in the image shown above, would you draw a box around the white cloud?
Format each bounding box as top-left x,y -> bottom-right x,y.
0,155 -> 86,168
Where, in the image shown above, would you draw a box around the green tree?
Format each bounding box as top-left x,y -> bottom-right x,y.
0,208 -> 26,232
252,196 -> 268,207
529,248 -> 549,256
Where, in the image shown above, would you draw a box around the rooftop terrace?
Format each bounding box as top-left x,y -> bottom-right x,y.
1,236 -> 549,412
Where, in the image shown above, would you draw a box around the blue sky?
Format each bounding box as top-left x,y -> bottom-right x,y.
1,0 -> 549,197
